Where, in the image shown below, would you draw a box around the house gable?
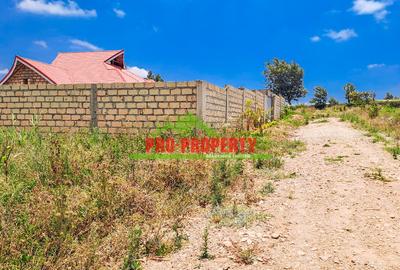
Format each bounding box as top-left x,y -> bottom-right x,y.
105,50 -> 125,68
1,57 -> 55,85
1,50 -> 147,85
3,62 -> 48,85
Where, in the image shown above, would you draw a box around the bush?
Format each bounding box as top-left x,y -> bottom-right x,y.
328,97 -> 339,106
210,159 -> 244,207
199,227 -> 213,260
122,227 -> 143,270
253,157 -> 282,170
260,182 -> 275,196
376,99 -> 400,108
368,103 -> 379,118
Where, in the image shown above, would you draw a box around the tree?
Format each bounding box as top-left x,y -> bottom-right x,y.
147,71 -> 164,82
384,92 -> 394,100
344,83 -> 356,104
349,91 -> 375,106
264,58 -> 307,105
310,86 -> 328,109
328,97 -> 339,106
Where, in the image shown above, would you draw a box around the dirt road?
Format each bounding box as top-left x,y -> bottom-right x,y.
145,118 -> 400,270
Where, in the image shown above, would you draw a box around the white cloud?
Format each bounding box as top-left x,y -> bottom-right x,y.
16,0 -> 96,17
310,36 -> 321,42
325,29 -> 358,42
351,0 -> 393,21
69,39 -> 102,51
33,40 -> 48,48
152,26 -> 159,33
0,69 -> 9,75
368,63 -> 386,69
113,8 -> 125,18
127,66 -> 149,78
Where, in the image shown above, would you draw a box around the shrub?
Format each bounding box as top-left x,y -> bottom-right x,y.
210,164 -> 225,207
253,157 -> 282,170
260,182 -> 275,196
122,227 -> 143,270
232,160 -> 244,177
210,159 -> 244,207
388,144 -> 400,159
237,247 -> 256,265
328,97 -> 339,106
199,227 -> 213,260
230,243 -> 259,265
368,103 -> 379,118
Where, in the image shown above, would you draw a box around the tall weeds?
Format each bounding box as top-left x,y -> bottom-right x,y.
0,129 -> 212,269
0,110 -> 305,268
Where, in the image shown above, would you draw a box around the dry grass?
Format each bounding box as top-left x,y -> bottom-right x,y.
0,129 -> 214,269
229,242 -> 260,265
336,105 -> 400,158
364,168 -> 392,183
0,109 -> 307,269
210,204 -> 269,228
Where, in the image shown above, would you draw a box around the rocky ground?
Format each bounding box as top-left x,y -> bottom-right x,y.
144,118 -> 400,270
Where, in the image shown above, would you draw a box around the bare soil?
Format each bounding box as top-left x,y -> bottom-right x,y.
144,118 -> 400,270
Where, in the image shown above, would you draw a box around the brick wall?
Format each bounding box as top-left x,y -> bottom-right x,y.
271,94 -> 286,119
0,84 -> 90,132
0,81 -> 285,133
3,62 -> 48,84
96,82 -> 197,133
198,82 -> 279,128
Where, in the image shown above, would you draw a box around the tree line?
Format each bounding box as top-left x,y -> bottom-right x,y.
264,58 -> 398,109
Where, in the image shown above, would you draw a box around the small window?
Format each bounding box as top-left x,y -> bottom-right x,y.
23,78 -> 28,84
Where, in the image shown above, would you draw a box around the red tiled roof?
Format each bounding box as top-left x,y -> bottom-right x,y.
0,50 -> 150,85
20,57 -> 71,84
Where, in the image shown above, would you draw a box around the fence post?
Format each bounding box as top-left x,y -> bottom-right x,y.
90,84 -> 98,130
254,91 -> 257,110
271,95 -> 275,120
263,91 -> 266,123
196,81 -> 206,122
241,87 -> 246,128
225,86 -> 229,123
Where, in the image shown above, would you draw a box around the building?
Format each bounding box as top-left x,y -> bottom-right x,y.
0,50 -> 150,85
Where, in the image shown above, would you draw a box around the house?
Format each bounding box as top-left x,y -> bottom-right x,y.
0,50 -> 150,85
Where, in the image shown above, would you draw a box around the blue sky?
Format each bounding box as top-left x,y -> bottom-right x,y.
0,0 -> 399,102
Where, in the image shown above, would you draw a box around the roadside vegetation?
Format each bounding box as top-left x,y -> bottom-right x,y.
301,81 -> 400,160
0,106 -> 308,269
338,105 -> 400,159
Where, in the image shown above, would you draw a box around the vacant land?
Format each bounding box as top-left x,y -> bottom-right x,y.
0,114 -> 305,270
1,111 -> 399,269
145,118 -> 400,269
